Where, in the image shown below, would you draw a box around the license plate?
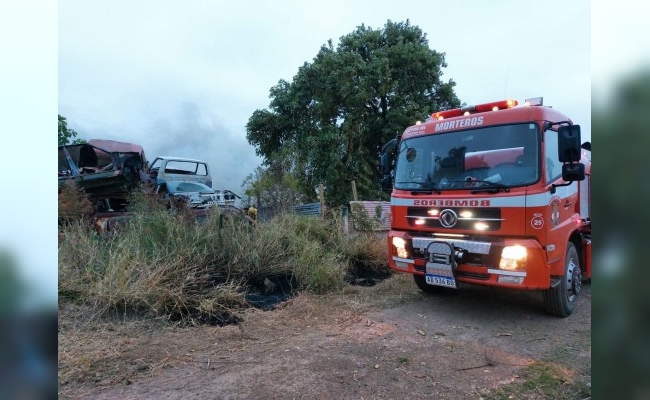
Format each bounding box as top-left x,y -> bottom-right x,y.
425,274 -> 457,288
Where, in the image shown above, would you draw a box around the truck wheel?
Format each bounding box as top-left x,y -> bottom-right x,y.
413,274 -> 446,293
543,242 -> 582,317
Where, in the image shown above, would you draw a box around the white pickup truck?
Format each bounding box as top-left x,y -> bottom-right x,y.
147,156 -> 213,188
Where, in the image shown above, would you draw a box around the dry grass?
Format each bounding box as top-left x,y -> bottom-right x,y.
58,180 -> 94,222
58,275 -> 419,394
58,190 -> 403,393
59,193 -> 393,325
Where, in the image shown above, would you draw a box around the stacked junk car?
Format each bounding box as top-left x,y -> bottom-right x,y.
58,139 -> 242,233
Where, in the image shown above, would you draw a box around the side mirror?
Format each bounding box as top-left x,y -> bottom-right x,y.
558,125 -> 581,162
552,125 -> 585,190
381,175 -> 393,191
562,162 -> 585,182
380,138 -> 397,192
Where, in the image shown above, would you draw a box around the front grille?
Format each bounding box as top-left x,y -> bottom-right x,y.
407,207 -> 502,230
409,236 -> 502,271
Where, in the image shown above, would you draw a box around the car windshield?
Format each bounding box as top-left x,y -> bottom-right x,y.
394,122 -> 540,191
169,182 -> 213,193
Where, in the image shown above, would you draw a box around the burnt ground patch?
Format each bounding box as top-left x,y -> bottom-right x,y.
346,261 -> 392,286
245,273 -> 297,311
243,261 -> 393,313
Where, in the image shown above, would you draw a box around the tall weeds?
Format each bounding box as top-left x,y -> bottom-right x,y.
59,204 -> 390,324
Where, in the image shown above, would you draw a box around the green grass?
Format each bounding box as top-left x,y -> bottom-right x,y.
480,361 -> 591,400
396,356 -> 409,364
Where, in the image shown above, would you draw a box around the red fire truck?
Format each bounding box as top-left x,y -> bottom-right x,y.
379,97 -> 591,317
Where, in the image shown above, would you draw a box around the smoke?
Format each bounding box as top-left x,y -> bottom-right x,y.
76,101 -> 263,197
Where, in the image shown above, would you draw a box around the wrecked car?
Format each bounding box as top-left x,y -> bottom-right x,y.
148,156 -> 212,188
156,181 -> 220,209
212,189 -> 238,207
58,139 -> 149,212
155,181 -> 240,209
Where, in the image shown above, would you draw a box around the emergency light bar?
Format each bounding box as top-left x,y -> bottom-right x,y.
431,99 -> 519,120
524,97 -> 543,106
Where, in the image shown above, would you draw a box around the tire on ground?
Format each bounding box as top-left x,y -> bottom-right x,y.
543,242 -> 582,317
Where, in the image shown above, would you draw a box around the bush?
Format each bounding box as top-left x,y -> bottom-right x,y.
349,202 -> 388,231
58,180 -> 94,223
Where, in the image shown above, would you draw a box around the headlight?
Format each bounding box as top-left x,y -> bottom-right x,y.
392,237 -> 409,259
474,222 -> 489,231
499,245 -> 527,271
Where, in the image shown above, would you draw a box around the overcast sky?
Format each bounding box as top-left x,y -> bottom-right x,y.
58,0 -> 592,195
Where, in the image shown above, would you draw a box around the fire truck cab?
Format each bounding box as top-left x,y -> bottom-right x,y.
380,97 -> 591,317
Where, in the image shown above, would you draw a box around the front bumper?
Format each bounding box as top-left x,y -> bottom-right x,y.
388,232 -> 550,289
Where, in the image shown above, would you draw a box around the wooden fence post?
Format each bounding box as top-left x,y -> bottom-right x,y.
319,183 -> 324,214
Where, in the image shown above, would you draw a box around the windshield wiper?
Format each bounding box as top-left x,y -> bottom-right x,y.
395,181 -> 441,194
410,187 -> 441,194
470,180 -> 510,194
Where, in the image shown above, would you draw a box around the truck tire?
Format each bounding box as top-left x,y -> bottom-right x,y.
543,242 -> 582,317
413,274 -> 447,293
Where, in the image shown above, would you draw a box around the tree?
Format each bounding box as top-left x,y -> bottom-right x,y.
241,154 -> 304,212
58,114 -> 85,145
246,20 -> 460,205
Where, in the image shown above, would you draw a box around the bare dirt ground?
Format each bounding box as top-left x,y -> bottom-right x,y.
58,274 -> 591,399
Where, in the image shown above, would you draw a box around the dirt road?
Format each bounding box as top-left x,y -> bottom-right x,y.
58,274 -> 591,399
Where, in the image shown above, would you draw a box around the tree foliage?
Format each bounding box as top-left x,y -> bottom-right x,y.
246,20 -> 460,205
58,114 -> 85,145
241,154 -> 303,211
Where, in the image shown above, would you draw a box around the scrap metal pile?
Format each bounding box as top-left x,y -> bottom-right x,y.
58,139 -> 244,232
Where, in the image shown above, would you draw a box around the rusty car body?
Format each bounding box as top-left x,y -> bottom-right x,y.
58,139 -> 149,211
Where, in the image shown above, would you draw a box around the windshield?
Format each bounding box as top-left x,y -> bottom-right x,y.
394,123 -> 540,190
169,182 -> 213,193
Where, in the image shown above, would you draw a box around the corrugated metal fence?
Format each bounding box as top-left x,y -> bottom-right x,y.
256,201 -> 392,233
257,202 -> 323,222
293,202 -> 322,216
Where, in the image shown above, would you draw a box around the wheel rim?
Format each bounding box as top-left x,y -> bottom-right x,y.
566,255 -> 581,302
